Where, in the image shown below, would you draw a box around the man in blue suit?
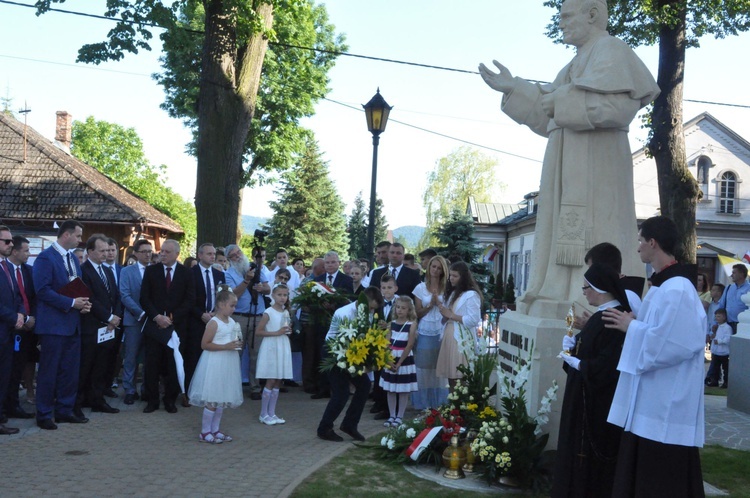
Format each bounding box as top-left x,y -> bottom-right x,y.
3,235 -> 37,421
0,225 -> 25,435
33,220 -> 92,430
119,239 -> 152,405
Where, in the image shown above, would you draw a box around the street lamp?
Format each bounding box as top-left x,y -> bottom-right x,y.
363,88 -> 392,267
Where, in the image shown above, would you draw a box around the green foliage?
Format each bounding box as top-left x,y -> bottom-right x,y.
70,116 -> 196,249
264,136 -> 348,262
433,210 -> 490,299
543,0 -> 750,49
371,197 -> 389,245
347,192 -> 368,260
423,146 -> 503,241
155,0 -> 347,186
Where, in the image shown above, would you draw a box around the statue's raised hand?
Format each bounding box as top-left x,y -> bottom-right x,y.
478,60 -> 514,93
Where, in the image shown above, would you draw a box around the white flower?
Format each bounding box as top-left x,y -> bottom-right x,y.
386,438 -> 395,450
348,366 -> 356,374
406,428 -> 416,439
380,436 -> 388,446
502,436 -> 509,444
506,425 -> 512,431
337,361 -> 347,369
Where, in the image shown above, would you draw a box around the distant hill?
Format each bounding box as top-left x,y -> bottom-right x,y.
242,215 -> 425,249
392,225 -> 425,249
241,215 -> 268,235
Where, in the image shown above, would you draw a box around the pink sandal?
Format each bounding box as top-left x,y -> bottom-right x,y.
199,432 -> 222,444
213,431 -> 233,442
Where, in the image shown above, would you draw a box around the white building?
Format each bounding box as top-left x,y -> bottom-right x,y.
470,112 -> 750,294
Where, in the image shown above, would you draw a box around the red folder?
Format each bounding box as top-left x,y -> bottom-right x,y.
58,277 -> 91,299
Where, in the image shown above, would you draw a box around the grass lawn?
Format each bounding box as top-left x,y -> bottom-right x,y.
701,445 -> 750,497
292,439 -> 750,497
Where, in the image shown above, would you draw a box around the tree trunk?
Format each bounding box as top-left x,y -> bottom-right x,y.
648,1 -> 699,263
195,1 -> 274,246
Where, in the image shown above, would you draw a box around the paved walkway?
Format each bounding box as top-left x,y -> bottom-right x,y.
2,391 -> 748,496
1,386 -> 387,497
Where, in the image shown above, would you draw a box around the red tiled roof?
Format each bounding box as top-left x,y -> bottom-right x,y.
0,112 -> 183,233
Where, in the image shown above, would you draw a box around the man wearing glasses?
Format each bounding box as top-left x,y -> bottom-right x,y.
119,239 -> 153,405
0,226 -> 24,434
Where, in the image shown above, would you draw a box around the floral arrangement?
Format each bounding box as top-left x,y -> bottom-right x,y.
471,344 -> 558,487
320,294 -> 392,376
291,280 -> 351,326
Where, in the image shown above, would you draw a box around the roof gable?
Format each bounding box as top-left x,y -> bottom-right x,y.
0,113 -> 182,233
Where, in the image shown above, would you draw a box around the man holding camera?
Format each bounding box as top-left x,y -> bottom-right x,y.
225,245 -> 270,400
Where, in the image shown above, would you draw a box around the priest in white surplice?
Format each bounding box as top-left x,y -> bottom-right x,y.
603,216 -> 706,497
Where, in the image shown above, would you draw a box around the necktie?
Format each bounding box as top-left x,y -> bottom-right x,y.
388,265 -> 394,276
66,253 -> 75,278
165,266 -> 172,290
98,265 -> 111,292
327,274 -> 333,286
384,300 -> 392,307
15,267 -> 30,315
1,260 -> 13,288
205,269 -> 212,312
392,267 -> 398,279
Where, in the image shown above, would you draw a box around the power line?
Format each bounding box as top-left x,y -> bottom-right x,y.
323,97 -> 542,163
4,0 -> 750,111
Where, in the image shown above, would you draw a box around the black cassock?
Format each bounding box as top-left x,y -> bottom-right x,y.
551,307 -> 626,498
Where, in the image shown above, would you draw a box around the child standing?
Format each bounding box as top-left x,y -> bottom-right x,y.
188,284 -> 244,444
255,283 -> 293,425
707,308 -> 731,388
380,296 -> 418,427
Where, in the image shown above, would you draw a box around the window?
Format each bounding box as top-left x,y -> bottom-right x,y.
509,252 -> 520,293
719,171 -> 738,214
523,250 -> 531,292
696,155 -> 711,185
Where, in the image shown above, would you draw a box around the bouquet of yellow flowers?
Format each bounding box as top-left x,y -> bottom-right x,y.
320,294 -> 393,376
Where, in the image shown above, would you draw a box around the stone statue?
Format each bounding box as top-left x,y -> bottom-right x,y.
479,0 -> 659,318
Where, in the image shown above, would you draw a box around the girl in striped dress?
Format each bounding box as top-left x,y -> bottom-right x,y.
380,296 -> 418,427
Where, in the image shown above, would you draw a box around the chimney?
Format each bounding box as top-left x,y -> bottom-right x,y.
55,111 -> 72,152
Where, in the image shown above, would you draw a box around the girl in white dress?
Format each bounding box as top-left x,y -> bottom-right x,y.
255,283 -> 293,425
188,285 -> 244,444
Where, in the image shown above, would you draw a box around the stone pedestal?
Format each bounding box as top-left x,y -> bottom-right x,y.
492,309 -> 569,450
727,293 -> 750,414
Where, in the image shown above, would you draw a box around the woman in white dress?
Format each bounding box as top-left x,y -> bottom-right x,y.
411,255 -> 450,409
435,261 -> 483,390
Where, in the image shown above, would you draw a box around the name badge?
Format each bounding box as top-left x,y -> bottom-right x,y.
97,326 -> 115,344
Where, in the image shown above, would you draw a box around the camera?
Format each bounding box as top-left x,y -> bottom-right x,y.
248,261 -> 261,285
254,229 -> 268,244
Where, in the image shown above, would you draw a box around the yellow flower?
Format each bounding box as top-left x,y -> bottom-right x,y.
467,403 -> 478,412
479,406 -> 498,419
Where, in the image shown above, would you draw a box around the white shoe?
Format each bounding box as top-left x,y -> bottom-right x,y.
271,415 -> 285,424
260,415 -> 277,426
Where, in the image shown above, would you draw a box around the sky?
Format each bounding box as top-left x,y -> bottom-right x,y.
1,1 -> 750,230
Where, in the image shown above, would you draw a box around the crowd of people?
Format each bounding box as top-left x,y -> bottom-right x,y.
0,222 -> 488,445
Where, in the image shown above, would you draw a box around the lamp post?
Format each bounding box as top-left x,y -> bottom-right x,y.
363,88 -> 393,267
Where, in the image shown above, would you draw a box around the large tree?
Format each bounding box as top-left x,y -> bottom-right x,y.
71,116 -> 197,248
543,0 -> 750,262
422,145 -> 503,245
36,0 -> 346,245
264,136 -> 348,261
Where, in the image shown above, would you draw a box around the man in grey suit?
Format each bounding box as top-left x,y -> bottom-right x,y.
119,239 -> 152,405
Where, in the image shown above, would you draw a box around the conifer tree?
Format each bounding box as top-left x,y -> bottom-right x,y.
265,137 -> 348,262
347,192 -> 368,260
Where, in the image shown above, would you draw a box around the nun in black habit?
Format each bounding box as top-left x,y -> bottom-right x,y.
551,263 -> 631,498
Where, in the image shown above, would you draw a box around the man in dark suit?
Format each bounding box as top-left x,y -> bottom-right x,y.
185,242 -> 225,405
77,234 -> 123,416
3,235 -> 37,421
33,220 -> 92,430
102,237 -> 124,397
368,243 -> 421,299
140,239 -> 195,414
0,226 -> 24,434
310,251 -> 354,399
119,239 -> 152,405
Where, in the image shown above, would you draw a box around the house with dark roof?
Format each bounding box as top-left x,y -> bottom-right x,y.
468,112 -> 750,297
0,111 -> 183,262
